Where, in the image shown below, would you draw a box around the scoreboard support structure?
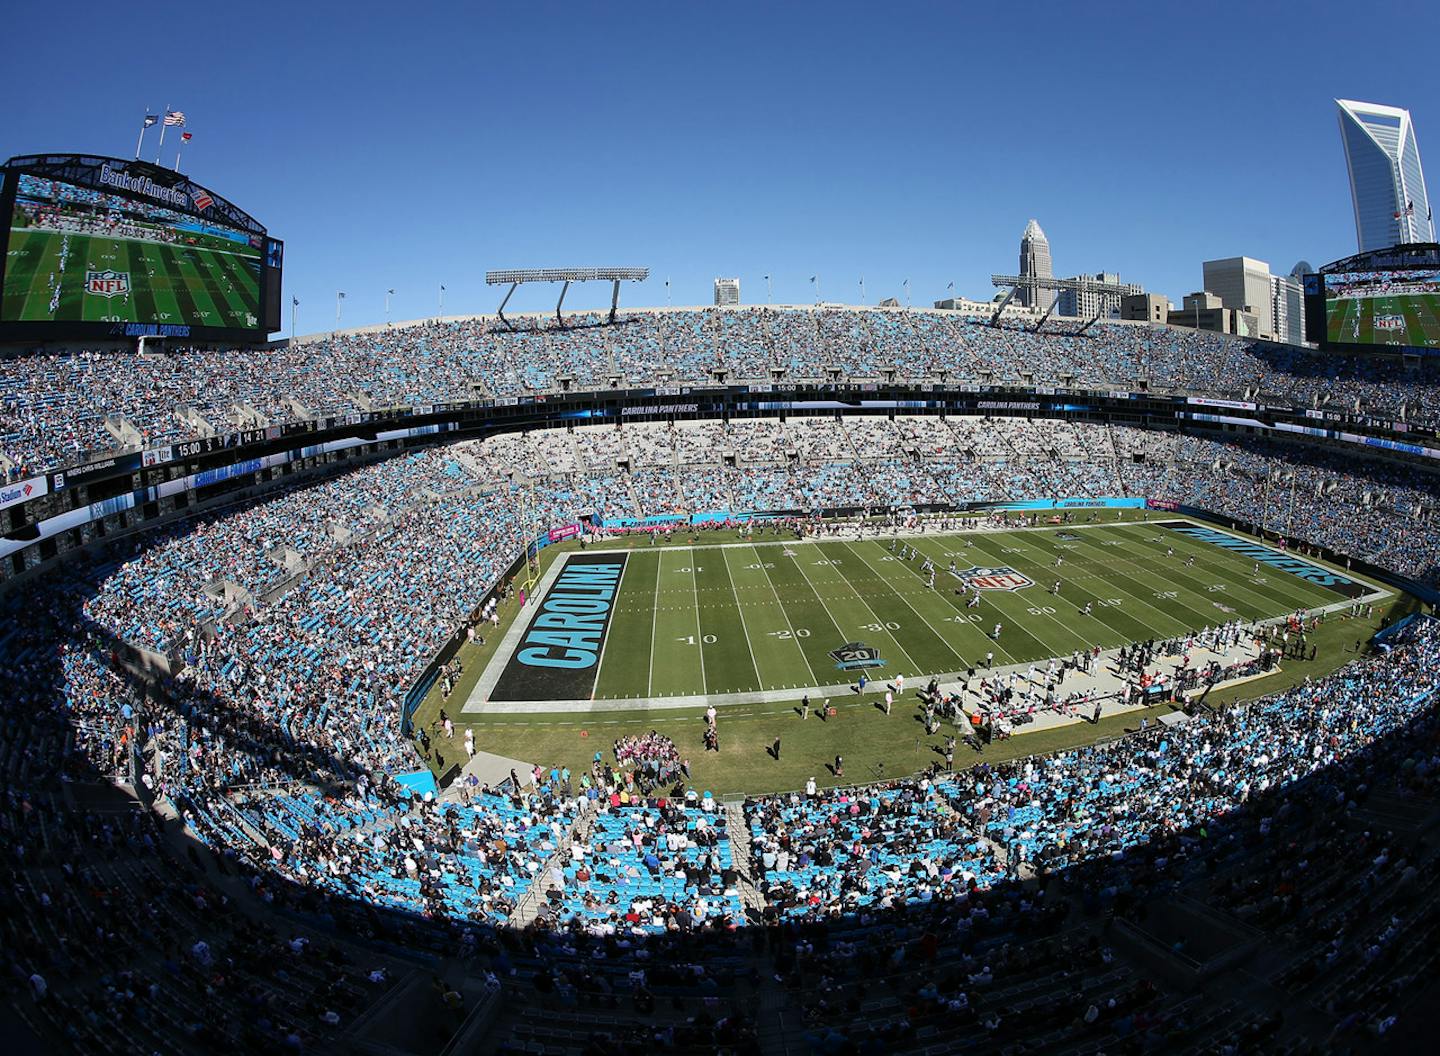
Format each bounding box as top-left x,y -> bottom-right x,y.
485,267 -> 651,330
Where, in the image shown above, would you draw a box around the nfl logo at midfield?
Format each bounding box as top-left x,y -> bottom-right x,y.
955,565 -> 1034,592
84,270 -> 130,298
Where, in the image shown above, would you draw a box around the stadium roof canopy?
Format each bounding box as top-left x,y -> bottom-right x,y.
484,267 -> 651,327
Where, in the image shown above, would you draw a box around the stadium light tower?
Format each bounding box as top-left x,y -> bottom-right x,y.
485,267 -> 650,329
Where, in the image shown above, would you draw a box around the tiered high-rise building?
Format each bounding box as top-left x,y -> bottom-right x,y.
1018,219 -> 1053,309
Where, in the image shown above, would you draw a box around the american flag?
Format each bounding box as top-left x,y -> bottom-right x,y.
164,111 -> 186,126
192,191 -> 214,210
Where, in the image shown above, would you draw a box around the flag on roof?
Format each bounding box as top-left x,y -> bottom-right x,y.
143,114 -> 159,128
292,297 -> 299,307
181,132 -> 192,142
338,291 -> 346,299
164,111 -> 186,126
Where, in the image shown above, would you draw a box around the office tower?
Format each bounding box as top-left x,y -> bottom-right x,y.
1336,99 -> 1434,252
1018,219 -> 1053,309
1202,256 -> 1275,340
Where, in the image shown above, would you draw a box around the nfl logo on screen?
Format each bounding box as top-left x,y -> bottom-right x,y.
84,270 -> 130,298
957,565 -> 1034,592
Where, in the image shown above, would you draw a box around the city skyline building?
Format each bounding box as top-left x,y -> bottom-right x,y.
1271,274 -> 1304,346
1202,256 -> 1275,340
1018,219 -> 1053,309
1336,99 -> 1434,253
1055,272 -> 1143,319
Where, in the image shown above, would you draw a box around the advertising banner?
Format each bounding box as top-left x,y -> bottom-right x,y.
0,475 -> 47,511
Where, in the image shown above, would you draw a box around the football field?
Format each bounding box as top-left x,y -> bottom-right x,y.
2,227 -> 261,328
1326,291 -> 1440,348
469,519 -> 1379,713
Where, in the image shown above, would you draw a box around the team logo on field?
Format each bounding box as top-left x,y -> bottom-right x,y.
84,270 -> 130,298
830,641 -> 886,670
953,565 -> 1034,592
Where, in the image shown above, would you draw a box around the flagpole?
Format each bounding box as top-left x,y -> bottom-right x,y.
134,113 -> 148,160
155,103 -> 169,164
291,299 -> 297,343
174,139 -> 185,172
336,291 -> 343,332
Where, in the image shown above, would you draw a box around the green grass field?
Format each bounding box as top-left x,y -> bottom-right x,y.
482,518 -> 1362,706
409,513 -> 1414,794
2,226 -> 260,328
1326,291 -> 1440,349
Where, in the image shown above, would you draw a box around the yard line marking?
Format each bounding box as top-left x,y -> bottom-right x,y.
899,536 -> 1026,666
840,539 -> 966,669
747,545 -> 825,686
987,528 -> 1184,646
1065,526 -> 1274,626
719,547 -> 764,690
689,557 -> 708,694
795,541 -> 923,675
1109,523 -> 1338,614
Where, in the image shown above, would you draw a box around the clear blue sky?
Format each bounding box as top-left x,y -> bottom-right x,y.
4,0 -> 1437,333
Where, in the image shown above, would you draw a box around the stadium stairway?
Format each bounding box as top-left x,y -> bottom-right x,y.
509,802 -> 591,927
723,800 -> 766,919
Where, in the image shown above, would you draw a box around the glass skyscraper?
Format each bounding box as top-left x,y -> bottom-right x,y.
1336,99 -> 1434,253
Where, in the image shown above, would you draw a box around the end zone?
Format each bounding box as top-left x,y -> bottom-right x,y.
483,551 -> 629,702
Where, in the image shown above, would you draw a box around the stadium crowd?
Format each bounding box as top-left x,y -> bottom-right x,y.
4,305 -> 1439,480
2,355 -> 1440,1050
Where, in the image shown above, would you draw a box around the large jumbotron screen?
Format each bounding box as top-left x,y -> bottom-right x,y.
1323,268 -> 1440,351
0,155 -> 281,343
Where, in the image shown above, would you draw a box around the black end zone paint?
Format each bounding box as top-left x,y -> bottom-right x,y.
489,552 -> 629,701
